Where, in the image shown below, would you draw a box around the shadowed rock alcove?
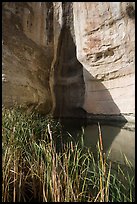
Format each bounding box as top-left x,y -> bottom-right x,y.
53,26 -> 86,119
52,26 -> 127,122
50,3 -> 129,158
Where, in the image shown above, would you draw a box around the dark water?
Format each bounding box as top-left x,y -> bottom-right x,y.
57,118 -> 135,168
84,124 -> 135,167
53,118 -> 135,199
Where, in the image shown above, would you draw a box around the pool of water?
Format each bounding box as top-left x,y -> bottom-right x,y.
58,118 -> 135,168
84,123 -> 135,167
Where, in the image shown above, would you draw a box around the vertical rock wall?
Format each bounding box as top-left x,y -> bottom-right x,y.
2,2 -> 53,113
2,2 -> 135,122
73,2 -> 135,121
50,2 -> 86,118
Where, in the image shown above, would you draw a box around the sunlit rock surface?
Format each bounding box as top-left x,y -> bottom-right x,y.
73,2 -> 135,121
2,2 -> 53,113
2,2 -> 135,122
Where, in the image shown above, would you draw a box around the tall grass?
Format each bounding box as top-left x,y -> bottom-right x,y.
2,107 -> 135,202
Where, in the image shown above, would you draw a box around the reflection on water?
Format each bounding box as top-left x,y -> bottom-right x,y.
54,118 -> 135,195
84,124 -> 135,167
59,118 -> 135,168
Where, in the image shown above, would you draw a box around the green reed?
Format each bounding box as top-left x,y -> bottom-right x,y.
2,107 -> 135,202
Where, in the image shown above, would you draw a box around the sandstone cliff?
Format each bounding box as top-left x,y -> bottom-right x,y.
73,2 -> 135,122
2,2 -> 135,122
2,2 -> 53,113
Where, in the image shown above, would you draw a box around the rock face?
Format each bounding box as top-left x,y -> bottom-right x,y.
50,3 -> 86,119
2,2 -> 53,113
2,2 -> 135,122
73,2 -> 135,121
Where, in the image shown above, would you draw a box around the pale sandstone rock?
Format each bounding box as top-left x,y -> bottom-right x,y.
2,2 -> 53,114
2,2 -> 135,122
73,2 -> 135,121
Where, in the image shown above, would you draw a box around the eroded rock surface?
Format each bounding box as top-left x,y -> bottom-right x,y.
2,2 -> 135,122
73,2 -> 135,122
50,2 -> 86,118
2,2 -> 53,113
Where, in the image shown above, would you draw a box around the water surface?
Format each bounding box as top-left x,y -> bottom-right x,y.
59,118 -> 135,168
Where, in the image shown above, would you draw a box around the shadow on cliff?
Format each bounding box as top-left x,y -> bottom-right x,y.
51,7 -> 127,155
